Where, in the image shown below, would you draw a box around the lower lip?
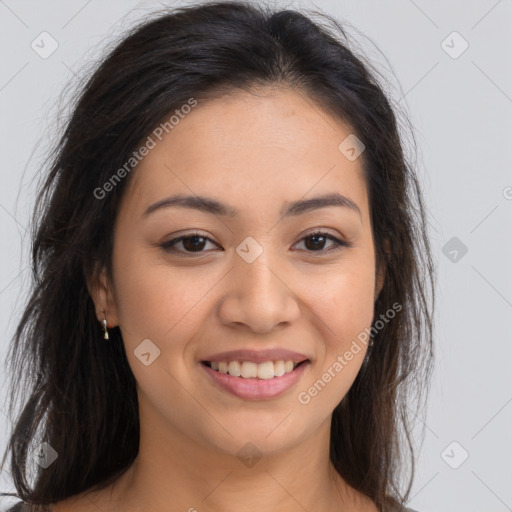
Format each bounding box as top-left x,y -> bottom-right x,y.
201,361 -> 309,400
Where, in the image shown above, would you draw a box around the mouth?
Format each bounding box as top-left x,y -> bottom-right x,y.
201,359 -> 308,379
200,359 -> 310,400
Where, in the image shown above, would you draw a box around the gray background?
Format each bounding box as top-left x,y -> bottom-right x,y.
1,1 -> 511,511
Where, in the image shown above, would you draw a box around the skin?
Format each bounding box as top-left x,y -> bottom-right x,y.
55,87 -> 384,512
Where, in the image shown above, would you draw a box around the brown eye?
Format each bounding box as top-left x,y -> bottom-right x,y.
161,232 -> 217,255
293,231 -> 352,254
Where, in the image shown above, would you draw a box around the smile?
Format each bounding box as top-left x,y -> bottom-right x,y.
201,359 -> 309,400
204,359 -> 304,378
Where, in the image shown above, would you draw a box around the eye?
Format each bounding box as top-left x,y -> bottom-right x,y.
292,230 -> 352,254
160,231 -> 216,255
160,230 -> 352,256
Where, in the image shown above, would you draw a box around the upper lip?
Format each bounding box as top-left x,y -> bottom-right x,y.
201,349 -> 310,364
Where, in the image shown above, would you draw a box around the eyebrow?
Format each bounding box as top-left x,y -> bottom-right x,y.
142,192 -> 362,220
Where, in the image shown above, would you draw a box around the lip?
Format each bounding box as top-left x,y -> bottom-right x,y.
201,348 -> 310,364
201,360 -> 310,400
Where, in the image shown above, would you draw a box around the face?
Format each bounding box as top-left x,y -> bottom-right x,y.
93,87 -> 384,461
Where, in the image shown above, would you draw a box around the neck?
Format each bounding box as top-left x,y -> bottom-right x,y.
99,400 -> 366,512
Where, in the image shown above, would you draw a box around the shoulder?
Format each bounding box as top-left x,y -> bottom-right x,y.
5,499 -> 72,512
4,501 -> 56,512
4,502 -> 29,512
360,494 -> 419,512
385,498 -> 420,512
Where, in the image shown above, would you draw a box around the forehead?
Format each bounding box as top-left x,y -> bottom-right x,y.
121,87 -> 369,223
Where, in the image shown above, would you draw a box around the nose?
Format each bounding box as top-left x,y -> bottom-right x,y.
217,254 -> 301,334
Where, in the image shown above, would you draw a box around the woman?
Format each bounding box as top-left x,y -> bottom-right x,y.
1,1 -> 435,511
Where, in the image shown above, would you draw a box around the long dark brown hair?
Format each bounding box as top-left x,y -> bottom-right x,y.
1,2 -> 435,511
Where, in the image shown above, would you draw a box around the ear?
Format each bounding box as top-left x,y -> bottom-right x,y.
374,239 -> 390,301
86,263 -> 119,327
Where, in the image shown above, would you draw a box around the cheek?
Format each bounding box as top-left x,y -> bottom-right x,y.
302,257 -> 376,399
111,243 -> 221,361
111,243 -> 188,346
330,272 -> 375,337
308,261 -> 376,344
111,248 -> 211,401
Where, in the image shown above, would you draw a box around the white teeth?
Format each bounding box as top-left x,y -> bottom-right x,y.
208,359 -> 303,379
257,361 -> 274,380
241,361 -> 258,378
228,361 -> 241,377
273,360 -> 285,377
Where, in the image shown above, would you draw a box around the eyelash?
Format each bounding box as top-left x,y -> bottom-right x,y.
160,230 -> 352,257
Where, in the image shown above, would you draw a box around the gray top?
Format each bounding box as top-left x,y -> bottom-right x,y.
391,504 -> 418,512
